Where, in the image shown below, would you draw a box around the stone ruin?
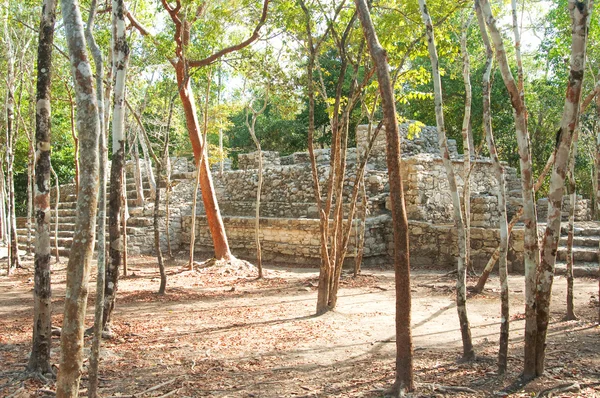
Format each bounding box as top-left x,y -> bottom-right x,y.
35,122 -> 593,272
154,122 -> 586,271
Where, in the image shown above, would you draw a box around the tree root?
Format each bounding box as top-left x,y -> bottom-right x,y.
193,257 -> 258,278
537,382 -> 580,397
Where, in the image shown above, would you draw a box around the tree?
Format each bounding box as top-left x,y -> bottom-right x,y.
55,0 -> 101,394
478,0 -> 540,379
355,0 -> 414,393
103,0 -> 130,332
419,0 -> 474,361
245,86 -> 269,278
84,0 -> 108,393
27,0 -> 57,377
474,0 -> 510,373
128,0 -> 270,262
536,0 -> 591,377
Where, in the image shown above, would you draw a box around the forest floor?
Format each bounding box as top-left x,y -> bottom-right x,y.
0,254 -> 599,397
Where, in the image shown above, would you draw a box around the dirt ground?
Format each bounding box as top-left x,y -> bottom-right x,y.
1,255 -> 599,397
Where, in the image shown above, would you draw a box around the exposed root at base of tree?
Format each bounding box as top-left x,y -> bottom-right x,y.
193,257 -> 258,278
537,382 -> 580,397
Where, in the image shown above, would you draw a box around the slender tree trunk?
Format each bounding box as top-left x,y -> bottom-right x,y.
0,164 -> 6,244
138,123 -> 156,201
355,0 -> 413,392
475,3 -> 510,372
460,11 -> 474,276
27,0 -> 57,376
246,93 -> 268,278
84,0 -> 106,394
132,132 -> 145,207
51,166 -> 60,263
480,0 -> 541,378
165,153 -> 173,258
536,1 -> 590,376
565,130 -> 579,321
298,0 -> 331,315
104,0 -> 129,331
420,0 -> 474,361
155,160 -> 166,294
4,15 -> 21,273
121,168 -> 128,276
67,86 -> 79,193
55,0 -> 101,394
474,153 -> 555,293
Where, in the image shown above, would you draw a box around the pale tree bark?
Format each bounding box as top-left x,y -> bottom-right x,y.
132,132 -> 145,207
596,94 -> 600,324
55,0 -> 101,394
536,0 -> 590,377
4,10 -> 21,273
27,0 -> 57,376
479,0 -> 540,378
64,82 -> 79,193
245,89 -> 269,278
84,0 -> 107,393
188,165 -> 201,269
0,164 -> 6,244
473,153 -> 555,293
565,129 -> 578,321
475,2 -> 510,373
355,0 -> 413,393
138,121 -> 156,201
127,101 -> 168,293
420,0 -> 475,361
460,11 -> 474,275
103,0 -> 129,331
25,81 -> 35,256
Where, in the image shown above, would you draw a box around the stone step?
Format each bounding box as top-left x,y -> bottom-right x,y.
555,261 -> 599,278
559,236 -> 600,248
560,225 -> 600,237
556,246 -> 599,263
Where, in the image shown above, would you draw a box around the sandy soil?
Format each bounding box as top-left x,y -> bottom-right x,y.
0,255 -> 599,397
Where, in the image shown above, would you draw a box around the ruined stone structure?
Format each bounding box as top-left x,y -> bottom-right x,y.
18,122 -> 596,274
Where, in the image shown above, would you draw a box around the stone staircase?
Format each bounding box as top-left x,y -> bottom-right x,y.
17,175 -> 154,257
555,221 -> 600,277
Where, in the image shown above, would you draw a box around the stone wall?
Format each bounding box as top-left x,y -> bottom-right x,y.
537,195 -> 592,222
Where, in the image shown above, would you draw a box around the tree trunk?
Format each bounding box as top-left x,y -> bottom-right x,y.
246,94 -> 269,278
132,132 -> 145,207
473,153 -> 555,294
479,0 -> 541,378
460,11 -> 474,276
27,0 -> 57,376
155,160 -> 167,294
355,0 -> 414,393
4,14 -> 21,273
55,0 -> 101,394
536,0 -> 590,377
84,0 -> 107,394
51,166 -> 60,263
121,168 -> 128,276
175,62 -> 232,261
565,130 -> 579,321
475,2 -> 510,373
67,86 -> 79,193
138,122 -> 156,201
104,0 -> 129,331
420,0 -> 474,361
0,165 -> 6,244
